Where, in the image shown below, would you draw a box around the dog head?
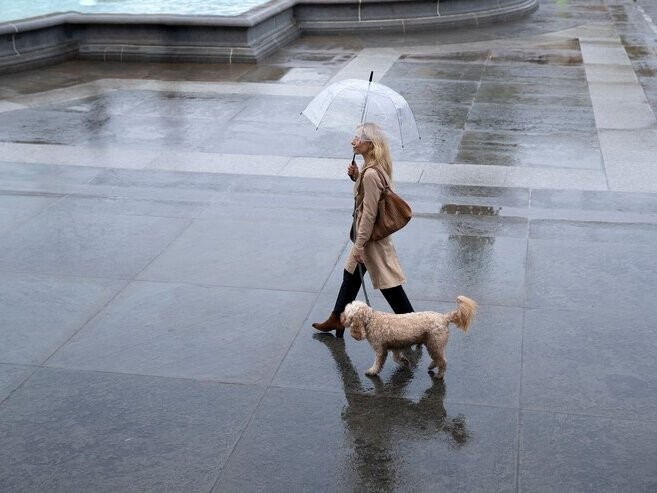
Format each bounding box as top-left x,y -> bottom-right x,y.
341,300 -> 371,341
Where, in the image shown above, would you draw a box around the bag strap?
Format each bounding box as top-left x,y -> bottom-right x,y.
356,166 -> 390,198
371,166 -> 391,190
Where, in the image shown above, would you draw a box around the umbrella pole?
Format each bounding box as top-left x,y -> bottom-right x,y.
358,71 -> 374,130
353,71 -> 374,168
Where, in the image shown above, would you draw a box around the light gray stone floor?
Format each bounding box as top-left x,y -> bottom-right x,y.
1,0 -> 657,492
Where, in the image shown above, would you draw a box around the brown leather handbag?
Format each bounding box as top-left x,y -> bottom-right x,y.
351,167 -> 412,242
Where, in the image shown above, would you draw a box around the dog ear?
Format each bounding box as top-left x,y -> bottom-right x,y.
349,307 -> 367,341
342,303 -> 356,327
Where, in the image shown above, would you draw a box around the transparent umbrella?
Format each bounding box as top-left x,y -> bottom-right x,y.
301,72 -> 421,148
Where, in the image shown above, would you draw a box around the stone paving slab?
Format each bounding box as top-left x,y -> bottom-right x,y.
0,272 -> 126,365
46,282 -> 317,384
526,237 -> 657,312
0,364 -> 34,403
519,411 -> 657,492
522,307 -> 657,421
456,130 -> 602,169
136,213 -> 347,292
599,128 -> 657,192
0,368 -> 263,493
0,190 -> 61,235
0,142 -> 162,170
0,209 -> 192,279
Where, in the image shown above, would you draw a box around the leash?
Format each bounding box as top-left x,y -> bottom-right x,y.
358,263 -> 371,306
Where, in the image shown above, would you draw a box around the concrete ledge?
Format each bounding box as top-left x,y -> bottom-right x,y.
0,141 -> 609,192
296,0 -> 538,32
76,22 -> 300,64
0,0 -> 538,73
0,23 -> 79,73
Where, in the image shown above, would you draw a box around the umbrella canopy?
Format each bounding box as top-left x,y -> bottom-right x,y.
301,78 -> 421,148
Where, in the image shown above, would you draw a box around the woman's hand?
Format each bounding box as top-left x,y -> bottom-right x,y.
347,161 -> 359,181
353,246 -> 364,264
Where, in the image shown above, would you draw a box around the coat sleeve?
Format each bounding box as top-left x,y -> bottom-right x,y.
354,170 -> 383,252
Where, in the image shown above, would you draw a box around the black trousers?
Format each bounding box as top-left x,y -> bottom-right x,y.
333,264 -> 414,315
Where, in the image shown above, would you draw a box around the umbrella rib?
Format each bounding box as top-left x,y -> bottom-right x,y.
375,90 -> 415,145
396,106 -> 405,148
406,103 -> 421,141
313,83 -> 365,130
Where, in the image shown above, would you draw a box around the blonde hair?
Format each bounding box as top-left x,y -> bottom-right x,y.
356,122 -> 393,184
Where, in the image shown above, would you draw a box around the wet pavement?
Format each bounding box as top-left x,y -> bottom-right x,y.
1,0 -> 657,492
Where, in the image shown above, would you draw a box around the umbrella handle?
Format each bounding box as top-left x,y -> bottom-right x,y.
348,154 -> 358,181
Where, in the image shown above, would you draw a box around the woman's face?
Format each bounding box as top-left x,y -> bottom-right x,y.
351,135 -> 371,156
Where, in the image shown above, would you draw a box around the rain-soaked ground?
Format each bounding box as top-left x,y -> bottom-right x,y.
1,0 -> 657,491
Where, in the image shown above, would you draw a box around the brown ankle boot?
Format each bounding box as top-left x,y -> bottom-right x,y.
312,312 -> 345,338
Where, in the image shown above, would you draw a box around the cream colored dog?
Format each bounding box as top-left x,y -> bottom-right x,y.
341,296 -> 477,378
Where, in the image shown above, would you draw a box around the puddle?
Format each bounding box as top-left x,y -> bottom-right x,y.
279,68 -> 331,83
608,5 -> 628,22
239,65 -> 290,82
624,45 -> 651,60
636,66 -> 657,77
447,234 -> 495,246
529,54 -> 582,65
290,53 -> 337,62
491,51 -> 582,65
399,51 -> 490,63
439,204 -> 501,216
533,39 -> 581,51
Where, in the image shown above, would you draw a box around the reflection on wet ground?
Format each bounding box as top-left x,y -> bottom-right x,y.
439,204 -> 501,216
315,335 -> 468,491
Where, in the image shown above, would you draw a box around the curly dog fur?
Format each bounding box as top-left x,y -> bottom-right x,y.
341,296 -> 477,378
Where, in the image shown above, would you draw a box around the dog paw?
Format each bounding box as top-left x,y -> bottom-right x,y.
428,370 -> 444,380
365,368 -> 379,376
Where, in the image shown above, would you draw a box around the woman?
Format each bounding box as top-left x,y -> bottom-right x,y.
313,122 -> 414,337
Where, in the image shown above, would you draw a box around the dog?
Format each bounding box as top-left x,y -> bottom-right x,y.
340,296 -> 477,378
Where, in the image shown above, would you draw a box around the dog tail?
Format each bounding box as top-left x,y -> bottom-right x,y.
447,296 -> 477,332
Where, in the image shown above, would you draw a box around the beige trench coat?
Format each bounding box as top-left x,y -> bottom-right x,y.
345,166 -> 406,290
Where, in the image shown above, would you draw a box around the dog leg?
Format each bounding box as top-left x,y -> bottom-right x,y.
433,351 -> 447,379
366,349 -> 387,376
427,342 -> 438,370
392,350 -> 410,366
427,342 -> 447,378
